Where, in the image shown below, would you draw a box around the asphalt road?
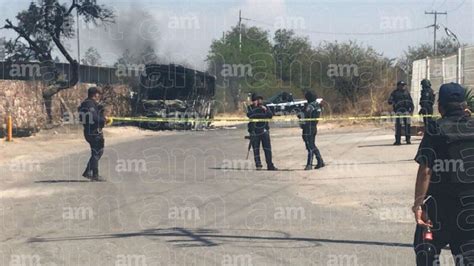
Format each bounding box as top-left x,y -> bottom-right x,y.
1,126 -> 427,265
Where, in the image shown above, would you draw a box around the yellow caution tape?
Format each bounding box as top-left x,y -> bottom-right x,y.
108,114 -> 440,124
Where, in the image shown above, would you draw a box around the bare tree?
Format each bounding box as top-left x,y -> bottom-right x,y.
82,46 -> 102,66
2,0 -> 114,122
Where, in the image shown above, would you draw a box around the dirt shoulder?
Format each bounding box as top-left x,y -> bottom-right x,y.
0,125 -> 175,167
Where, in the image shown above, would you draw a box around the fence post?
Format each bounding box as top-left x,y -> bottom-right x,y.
458,47 -> 463,84
6,114 -> 13,142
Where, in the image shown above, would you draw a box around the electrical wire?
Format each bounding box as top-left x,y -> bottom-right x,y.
447,0 -> 467,12
243,17 -> 431,36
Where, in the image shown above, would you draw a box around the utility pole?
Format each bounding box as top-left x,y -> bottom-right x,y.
75,0 -> 81,83
425,11 -> 447,56
238,10 -> 251,52
238,10 -> 242,52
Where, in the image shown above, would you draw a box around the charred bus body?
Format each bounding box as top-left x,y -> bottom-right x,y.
134,64 -> 216,130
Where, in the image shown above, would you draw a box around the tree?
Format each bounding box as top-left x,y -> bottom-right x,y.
207,24 -> 275,110
315,41 -> 394,107
398,37 -> 460,75
2,0 -> 114,122
81,47 -> 102,66
272,29 -> 313,86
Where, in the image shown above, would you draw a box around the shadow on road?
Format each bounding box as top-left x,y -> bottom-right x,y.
357,143 -> 419,148
27,227 -> 411,248
34,180 -> 91,183
209,167 -> 301,172
332,159 -> 413,166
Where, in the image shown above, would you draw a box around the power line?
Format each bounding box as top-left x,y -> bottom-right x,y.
243,17 -> 430,36
447,0 -> 467,12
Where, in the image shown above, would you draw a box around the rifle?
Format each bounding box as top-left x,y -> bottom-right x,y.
245,135 -> 251,160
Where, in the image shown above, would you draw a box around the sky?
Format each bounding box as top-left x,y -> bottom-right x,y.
1,0 -> 472,70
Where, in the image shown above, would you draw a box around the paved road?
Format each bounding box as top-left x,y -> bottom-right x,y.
1,126 -> 424,265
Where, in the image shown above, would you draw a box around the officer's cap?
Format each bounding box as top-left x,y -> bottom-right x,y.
251,93 -> 262,101
88,87 -> 101,97
438,83 -> 465,106
397,81 -> 407,86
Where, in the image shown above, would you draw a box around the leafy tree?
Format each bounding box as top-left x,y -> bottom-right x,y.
2,0 -> 114,122
273,29 -> 313,87
398,37 -> 460,75
207,24 -> 275,111
315,41 -> 394,108
81,46 -> 102,66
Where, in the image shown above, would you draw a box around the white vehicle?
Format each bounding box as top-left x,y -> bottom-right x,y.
263,92 -> 306,115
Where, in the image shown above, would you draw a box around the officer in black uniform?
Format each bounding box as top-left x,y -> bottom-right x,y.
79,87 -> 106,181
300,91 -> 325,170
247,94 -> 277,171
419,79 -> 436,128
388,81 -> 414,145
413,82 -> 474,265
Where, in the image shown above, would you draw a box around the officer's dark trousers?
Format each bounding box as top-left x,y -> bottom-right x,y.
302,133 -> 323,166
421,108 -> 434,129
395,117 -> 411,142
251,131 -> 273,168
414,193 -> 474,265
84,132 -> 104,176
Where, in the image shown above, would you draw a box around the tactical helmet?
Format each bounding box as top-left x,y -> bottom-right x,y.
421,79 -> 431,88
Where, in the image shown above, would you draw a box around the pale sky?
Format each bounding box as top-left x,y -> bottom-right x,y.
1,0 -> 472,70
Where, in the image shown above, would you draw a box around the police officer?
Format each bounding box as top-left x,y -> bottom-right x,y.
79,87 -> 106,181
388,81 -> 414,145
419,79 -> 436,128
247,94 -> 277,171
300,91 -> 325,170
413,83 -> 474,265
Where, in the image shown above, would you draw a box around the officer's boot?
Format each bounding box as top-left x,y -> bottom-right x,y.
91,168 -> 101,181
305,151 -> 313,170
82,169 -> 92,179
314,150 -> 325,169
82,164 -> 92,179
394,136 -> 402,145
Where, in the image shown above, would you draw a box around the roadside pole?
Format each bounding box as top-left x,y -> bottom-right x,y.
6,114 -> 13,142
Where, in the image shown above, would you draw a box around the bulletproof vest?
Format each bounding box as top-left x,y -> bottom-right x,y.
392,90 -> 412,111
431,116 -> 474,185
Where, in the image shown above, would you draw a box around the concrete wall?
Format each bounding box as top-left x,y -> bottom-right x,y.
0,80 -> 131,136
410,46 -> 471,117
